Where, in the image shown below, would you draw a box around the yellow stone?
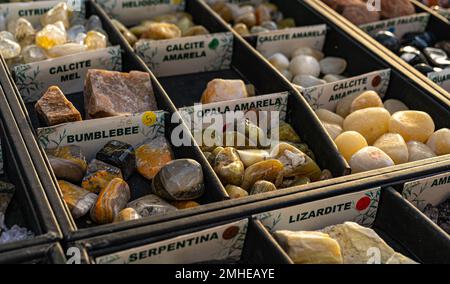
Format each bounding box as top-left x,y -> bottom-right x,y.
334,131 -> 368,162
343,107 -> 391,145
35,24 -> 67,50
373,133 -> 409,164
84,31 -> 107,50
350,91 -> 383,113
426,128 -> 450,156
315,108 -> 344,127
389,111 -> 435,143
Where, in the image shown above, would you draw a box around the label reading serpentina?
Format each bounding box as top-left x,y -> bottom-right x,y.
135,32 -> 233,77
360,13 -> 430,39
13,46 -> 122,103
37,111 -> 165,161
96,0 -> 184,26
95,219 -> 248,264
301,69 -> 391,111
254,188 -> 381,233
403,172 -> 450,211
428,68 -> 450,92
256,24 -> 327,57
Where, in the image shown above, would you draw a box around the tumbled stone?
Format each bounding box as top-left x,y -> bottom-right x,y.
323,74 -> 347,83
389,111 -> 435,143
141,22 -> 181,40
320,57 -> 347,75
0,31 -> 15,42
335,93 -> 360,118
212,2 -> 234,22
255,5 -> 271,25
251,26 -> 269,34
415,63 -> 435,75
237,150 -> 269,168
323,122 -> 343,141
261,21 -> 278,31
241,159 -> 284,190
268,53 -> 289,71
407,141 -> 436,162
272,122 -> 302,143
35,86 -> 82,126
67,24 -> 86,42
41,2 -> 70,29
127,194 -> 177,217
278,18 -> 296,29
235,12 -> 256,28
201,79 -> 248,104
35,24 -> 67,50
380,0 -> 415,19
424,47 -> 450,68
374,31 -> 401,53
184,25 -> 209,37
214,147 -> 245,186
293,75 -> 326,88
250,180 -> 277,195
233,23 -> 250,36
289,55 -> 321,77
0,38 -> 21,59
171,201 -> 200,210
14,17 -> 35,47
85,15 -> 103,32
90,178 -> 131,224
111,19 -> 137,46
84,30 -> 107,50
82,159 -> 123,194
176,16 -> 194,35
152,159 -> 204,201
114,208 -> 141,223
225,185 -> 249,199
315,109 -> 344,127
373,133 -> 409,164
136,136 -> 173,180
335,131 -> 368,162
58,180 -> 97,219
427,128 -> 450,155
383,99 -> 409,114
350,91 -> 383,113
280,69 -> 293,81
96,140 -> 136,180
350,147 -> 394,173
47,43 -> 87,58
21,45 -> 47,63
46,145 -> 87,172
344,107 -> 391,144
47,146 -> 87,183
291,47 -> 324,61
84,69 -> 157,118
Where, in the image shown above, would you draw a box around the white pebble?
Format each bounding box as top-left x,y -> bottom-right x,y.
289,55 -> 320,77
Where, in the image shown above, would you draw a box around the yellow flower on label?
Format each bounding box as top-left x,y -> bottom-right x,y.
142,111 -> 157,126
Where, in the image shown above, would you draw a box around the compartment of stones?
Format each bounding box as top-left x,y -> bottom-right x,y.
258,187 -> 450,264
0,119 -> 47,250
0,243 -> 66,264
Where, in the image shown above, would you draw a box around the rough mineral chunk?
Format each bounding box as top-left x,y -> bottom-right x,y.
127,194 -> 177,217
84,69 -> 157,118
136,136 -> 173,180
14,17 -> 35,47
35,24 -> 67,50
380,0 -> 416,19
114,208 -> 141,223
58,180 -> 97,219
91,178 -> 131,224
84,30 -> 107,50
341,1 -> 381,25
35,86 -> 82,126
273,230 -> 343,264
40,2 -> 71,29
82,159 -> 123,194
0,181 -> 15,216
201,79 -> 249,104
386,253 -> 418,264
96,140 -> 136,180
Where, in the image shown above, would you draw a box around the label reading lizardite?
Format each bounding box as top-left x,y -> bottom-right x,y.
13,46 -> 122,102
254,188 -> 381,233
95,219 -> 248,264
96,0 -> 184,26
135,32 -> 233,77
360,13 -> 430,39
37,111 -> 165,160
428,68 -> 450,92
0,0 -> 85,27
256,25 -> 327,57
302,69 -> 391,111
178,92 -> 288,130
403,172 -> 450,211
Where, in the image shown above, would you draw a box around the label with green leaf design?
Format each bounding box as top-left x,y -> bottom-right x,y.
360,13 -> 430,39
135,32 -> 233,77
428,68 -> 450,92
301,69 -> 391,111
37,111 -> 165,160
0,0 -> 85,27
254,188 -> 381,233
13,46 -> 122,102
403,172 -> 450,211
96,0 -> 184,26
256,24 -> 326,57
95,219 -> 248,264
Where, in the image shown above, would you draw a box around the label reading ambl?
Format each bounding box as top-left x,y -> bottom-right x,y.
403,172 -> 450,211
95,219 -> 249,264
255,24 -> 327,57
360,13 -> 430,39
301,69 -> 391,111
37,111 -> 165,161
428,69 -> 450,92
135,32 -> 233,77
14,46 -> 122,102
96,0 -> 185,26
254,188 -> 381,233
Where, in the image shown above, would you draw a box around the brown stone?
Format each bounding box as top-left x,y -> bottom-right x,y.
380,0 -> 415,19
35,86 -> 81,126
84,69 -> 157,119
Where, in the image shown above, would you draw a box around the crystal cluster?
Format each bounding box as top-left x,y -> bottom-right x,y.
1,3 -> 108,68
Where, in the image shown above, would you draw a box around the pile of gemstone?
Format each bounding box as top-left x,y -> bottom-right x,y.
0,3 -> 108,68
316,90 -> 450,173
209,0 -> 296,36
